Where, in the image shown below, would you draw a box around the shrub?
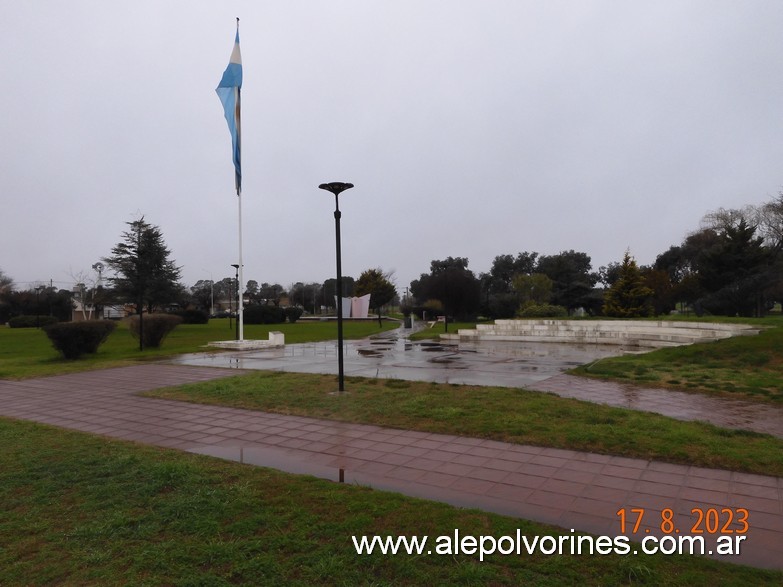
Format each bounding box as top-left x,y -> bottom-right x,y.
285,307 -> 303,323
128,314 -> 183,348
9,315 -> 59,328
517,303 -> 568,318
244,305 -> 286,324
170,309 -> 209,324
44,320 -> 117,359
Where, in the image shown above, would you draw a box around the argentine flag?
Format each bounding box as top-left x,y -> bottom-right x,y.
216,26 -> 242,195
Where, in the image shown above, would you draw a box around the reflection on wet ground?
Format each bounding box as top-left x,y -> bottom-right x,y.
167,326 -> 783,437
170,328 -> 629,388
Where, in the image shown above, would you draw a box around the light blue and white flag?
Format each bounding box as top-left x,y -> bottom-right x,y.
216,23 -> 242,195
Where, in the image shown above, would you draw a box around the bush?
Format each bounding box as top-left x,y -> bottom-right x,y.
44,320 -> 117,359
128,314 -> 182,348
517,303 -> 568,318
244,305 -> 286,324
9,315 -> 59,328
285,307 -> 303,323
170,309 -> 209,324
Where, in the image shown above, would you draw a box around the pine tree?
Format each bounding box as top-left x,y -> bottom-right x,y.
603,251 -> 654,317
103,217 -> 182,317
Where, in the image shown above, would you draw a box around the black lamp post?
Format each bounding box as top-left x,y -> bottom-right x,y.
231,263 -> 240,341
319,181 -> 354,392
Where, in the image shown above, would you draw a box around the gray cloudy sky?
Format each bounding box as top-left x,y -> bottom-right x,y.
2,1 -> 782,294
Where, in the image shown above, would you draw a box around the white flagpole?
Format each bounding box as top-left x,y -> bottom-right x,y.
238,190 -> 244,341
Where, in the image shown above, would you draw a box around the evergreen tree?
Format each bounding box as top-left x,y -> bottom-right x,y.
698,219 -> 773,316
103,218 -> 182,317
603,251 -> 654,317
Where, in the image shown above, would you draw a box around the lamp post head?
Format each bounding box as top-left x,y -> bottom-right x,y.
231,264 -> 239,269
318,182 -> 354,196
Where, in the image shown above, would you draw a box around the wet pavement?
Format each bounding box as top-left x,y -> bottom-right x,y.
0,364 -> 779,570
169,327 -> 783,438
170,328 -> 636,387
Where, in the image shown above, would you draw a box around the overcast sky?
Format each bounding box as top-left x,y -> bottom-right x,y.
2,1 -> 782,294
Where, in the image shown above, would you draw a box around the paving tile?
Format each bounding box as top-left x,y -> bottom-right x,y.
0,363 -> 780,572
418,471 -> 459,488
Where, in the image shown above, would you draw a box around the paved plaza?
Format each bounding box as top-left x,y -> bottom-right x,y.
172,329 -> 783,438
0,349 -> 780,570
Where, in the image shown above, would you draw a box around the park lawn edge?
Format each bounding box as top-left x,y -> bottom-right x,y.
143,370 -> 783,478
1,416 -> 779,586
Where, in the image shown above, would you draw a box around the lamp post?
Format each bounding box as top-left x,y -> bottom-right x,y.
319,181 -> 354,392
231,263 -> 240,341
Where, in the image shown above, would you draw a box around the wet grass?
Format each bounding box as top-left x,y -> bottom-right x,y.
145,371 -> 783,477
0,319 -> 397,380
572,317 -> 783,404
2,417 -> 779,586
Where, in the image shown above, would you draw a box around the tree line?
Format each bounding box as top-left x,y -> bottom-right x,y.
411,193 -> 783,320
2,193 -> 781,324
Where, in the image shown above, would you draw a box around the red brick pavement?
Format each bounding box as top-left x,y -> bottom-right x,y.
0,365 -> 779,570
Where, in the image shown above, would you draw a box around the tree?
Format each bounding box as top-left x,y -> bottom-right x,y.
289,282 -> 322,314
190,280 -> 214,313
410,257 -> 481,328
535,250 -> 597,314
479,252 -> 540,319
697,219 -> 773,316
603,251 -> 654,317
758,191 -> 783,252
642,268 -> 676,316
512,273 -> 553,309
103,218 -> 182,349
355,268 -> 397,325
245,280 -> 260,303
259,282 -> 285,306
0,268 -> 13,295
322,277 -> 355,311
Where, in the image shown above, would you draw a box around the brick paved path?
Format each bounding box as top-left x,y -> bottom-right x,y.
0,365 -> 780,570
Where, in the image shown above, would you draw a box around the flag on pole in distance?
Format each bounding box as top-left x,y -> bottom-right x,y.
216,25 -> 242,195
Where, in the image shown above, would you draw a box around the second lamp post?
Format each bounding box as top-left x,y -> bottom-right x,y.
318,181 -> 354,392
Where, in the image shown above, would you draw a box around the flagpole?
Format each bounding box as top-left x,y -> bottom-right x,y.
216,19 -> 244,342
238,188 -> 244,341
235,18 -> 244,342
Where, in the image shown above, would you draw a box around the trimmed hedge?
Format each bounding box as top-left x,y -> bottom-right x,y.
128,314 -> 183,348
9,315 -> 59,328
285,307 -> 303,323
43,320 -> 117,359
170,309 -> 209,324
243,305 -> 286,324
517,303 -> 568,318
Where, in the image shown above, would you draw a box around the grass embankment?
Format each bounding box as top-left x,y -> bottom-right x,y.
571,316 -> 783,404
146,371 -> 783,477
1,418 -> 778,586
0,319 -> 397,380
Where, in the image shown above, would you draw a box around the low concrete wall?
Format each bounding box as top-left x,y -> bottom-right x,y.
207,331 -> 285,350
450,320 -> 760,349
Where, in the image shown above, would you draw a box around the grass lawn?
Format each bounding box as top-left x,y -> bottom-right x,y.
571,316 -> 783,404
3,314 -> 781,583
0,319 -> 397,380
146,371 -> 783,477
1,418 -> 778,586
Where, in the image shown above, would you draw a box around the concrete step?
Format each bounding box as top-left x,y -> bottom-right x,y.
455,320 -> 760,349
